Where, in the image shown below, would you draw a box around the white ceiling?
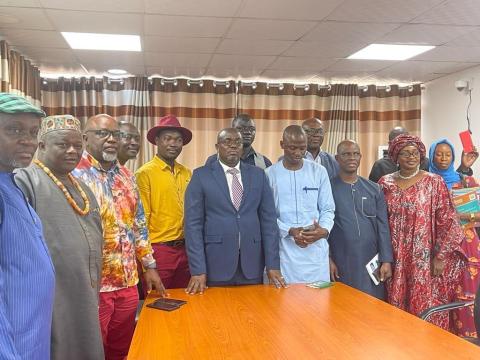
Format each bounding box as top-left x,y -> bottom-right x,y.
0,0 -> 480,84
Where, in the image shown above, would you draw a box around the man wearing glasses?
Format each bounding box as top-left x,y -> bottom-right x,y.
117,121 -> 141,166
73,114 -> 164,360
301,117 -> 339,179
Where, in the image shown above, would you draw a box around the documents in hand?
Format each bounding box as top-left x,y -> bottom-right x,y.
366,253 -> 380,286
451,187 -> 480,229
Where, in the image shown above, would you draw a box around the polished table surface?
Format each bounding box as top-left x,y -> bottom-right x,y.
128,283 -> 480,359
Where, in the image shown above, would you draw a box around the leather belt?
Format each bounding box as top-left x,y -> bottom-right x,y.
161,239 -> 185,247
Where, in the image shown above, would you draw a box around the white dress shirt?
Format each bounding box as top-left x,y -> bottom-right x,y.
219,160 -> 243,204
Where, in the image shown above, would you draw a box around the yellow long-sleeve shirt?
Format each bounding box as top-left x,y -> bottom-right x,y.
135,155 -> 191,243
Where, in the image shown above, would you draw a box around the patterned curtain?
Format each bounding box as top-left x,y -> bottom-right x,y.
358,84 -> 421,176
42,77 -> 236,172
237,82 -> 359,163
149,78 -> 237,170
0,40 -> 41,106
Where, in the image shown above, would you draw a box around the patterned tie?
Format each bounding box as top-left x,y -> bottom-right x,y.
227,168 -> 243,210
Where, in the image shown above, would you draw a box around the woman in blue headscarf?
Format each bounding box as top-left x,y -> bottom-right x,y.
429,138 -> 479,337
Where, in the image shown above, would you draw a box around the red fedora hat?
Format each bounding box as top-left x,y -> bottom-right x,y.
146,114 -> 192,145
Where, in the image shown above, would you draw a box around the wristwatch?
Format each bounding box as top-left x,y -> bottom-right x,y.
471,213 -> 476,222
144,261 -> 157,270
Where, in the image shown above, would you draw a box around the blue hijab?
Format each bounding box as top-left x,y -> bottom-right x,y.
428,139 -> 461,189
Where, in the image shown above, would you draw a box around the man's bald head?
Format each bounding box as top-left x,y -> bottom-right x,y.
84,114 -> 116,131
217,127 -> 242,143
281,125 -> 307,169
302,117 -> 323,128
337,139 -> 360,154
388,126 -> 408,142
336,139 -> 361,175
216,128 -> 243,167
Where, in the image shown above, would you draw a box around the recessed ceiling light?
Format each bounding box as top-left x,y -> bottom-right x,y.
347,44 -> 435,61
107,69 -> 128,75
61,32 -> 141,51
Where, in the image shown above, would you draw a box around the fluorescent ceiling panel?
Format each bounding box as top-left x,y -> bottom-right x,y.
347,44 -> 435,60
61,32 -> 141,51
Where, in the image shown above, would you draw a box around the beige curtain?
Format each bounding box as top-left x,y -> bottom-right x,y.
358,84 -> 421,176
237,83 -> 359,164
0,40 -> 41,106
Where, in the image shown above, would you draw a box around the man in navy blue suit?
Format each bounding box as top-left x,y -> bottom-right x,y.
185,128 -> 286,294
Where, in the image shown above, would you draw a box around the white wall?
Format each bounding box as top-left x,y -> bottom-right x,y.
422,65 -> 480,176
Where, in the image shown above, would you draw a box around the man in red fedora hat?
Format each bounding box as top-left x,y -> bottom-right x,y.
136,114 -> 193,290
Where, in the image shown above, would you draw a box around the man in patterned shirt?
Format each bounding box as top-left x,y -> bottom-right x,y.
73,114 -> 164,360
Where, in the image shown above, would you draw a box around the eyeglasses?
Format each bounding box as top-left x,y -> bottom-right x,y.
85,129 -> 121,140
219,139 -> 243,147
339,152 -> 361,159
119,132 -> 140,142
4,126 -> 39,140
398,150 -> 420,158
303,128 -> 324,136
236,126 -> 255,133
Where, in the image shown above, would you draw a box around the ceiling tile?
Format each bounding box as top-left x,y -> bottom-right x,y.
326,59 -> 396,72
260,69 -> 318,81
13,46 -> 77,64
208,54 -> 275,69
268,56 -> 336,71
0,0 -> 41,7
39,0 -> 144,12
143,36 -> 220,53
45,10 -> 143,34
314,71 -> 377,83
204,68 -> 263,79
283,41 -> 366,58
377,60 -> 477,79
74,50 -> 145,68
145,52 -> 212,67
145,0 -> 242,17
145,15 -> 231,37
413,0 -> 480,26
38,62 -> 89,76
0,29 -> 68,47
226,18 -> 317,41
302,21 -> 399,43
237,0 -> 343,21
380,24 -> 475,45
414,45 -> 480,62
327,0 -> 444,22
0,7 -> 53,30
445,28 -> 480,47
147,66 -> 205,78
216,39 -> 293,56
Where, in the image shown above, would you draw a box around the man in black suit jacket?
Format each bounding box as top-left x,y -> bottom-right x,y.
184,128 -> 286,294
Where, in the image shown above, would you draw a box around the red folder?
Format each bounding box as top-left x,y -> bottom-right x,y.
460,130 -> 474,153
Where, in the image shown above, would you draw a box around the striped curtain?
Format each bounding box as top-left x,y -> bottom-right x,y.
150,78 -> 236,170
42,77 -> 236,172
358,84 -> 422,176
237,83 -> 358,163
0,40 -> 41,106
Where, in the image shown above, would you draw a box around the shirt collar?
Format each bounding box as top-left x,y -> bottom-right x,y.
219,159 -> 241,174
153,155 -> 179,172
241,146 -> 256,160
305,150 -> 323,160
83,151 -> 120,173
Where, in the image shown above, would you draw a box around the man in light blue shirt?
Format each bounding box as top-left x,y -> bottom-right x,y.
266,125 -> 335,283
302,117 -> 339,179
0,93 -> 55,360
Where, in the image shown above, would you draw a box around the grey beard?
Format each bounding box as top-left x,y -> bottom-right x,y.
102,151 -> 117,162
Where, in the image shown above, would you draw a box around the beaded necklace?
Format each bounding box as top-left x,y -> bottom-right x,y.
34,159 -> 90,216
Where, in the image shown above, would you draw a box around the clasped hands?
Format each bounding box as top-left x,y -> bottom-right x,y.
289,220 -> 328,248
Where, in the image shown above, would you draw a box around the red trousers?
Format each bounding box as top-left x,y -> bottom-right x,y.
99,286 -> 138,360
140,243 -> 190,294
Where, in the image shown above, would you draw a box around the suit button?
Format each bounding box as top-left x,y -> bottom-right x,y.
237,215 -> 240,219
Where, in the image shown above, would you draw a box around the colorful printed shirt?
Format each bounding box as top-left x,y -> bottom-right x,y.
73,151 -> 154,292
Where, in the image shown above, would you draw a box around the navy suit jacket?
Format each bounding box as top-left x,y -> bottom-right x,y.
184,160 -> 280,282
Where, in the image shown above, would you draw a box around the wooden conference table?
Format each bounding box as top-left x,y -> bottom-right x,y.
128,283 -> 480,359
